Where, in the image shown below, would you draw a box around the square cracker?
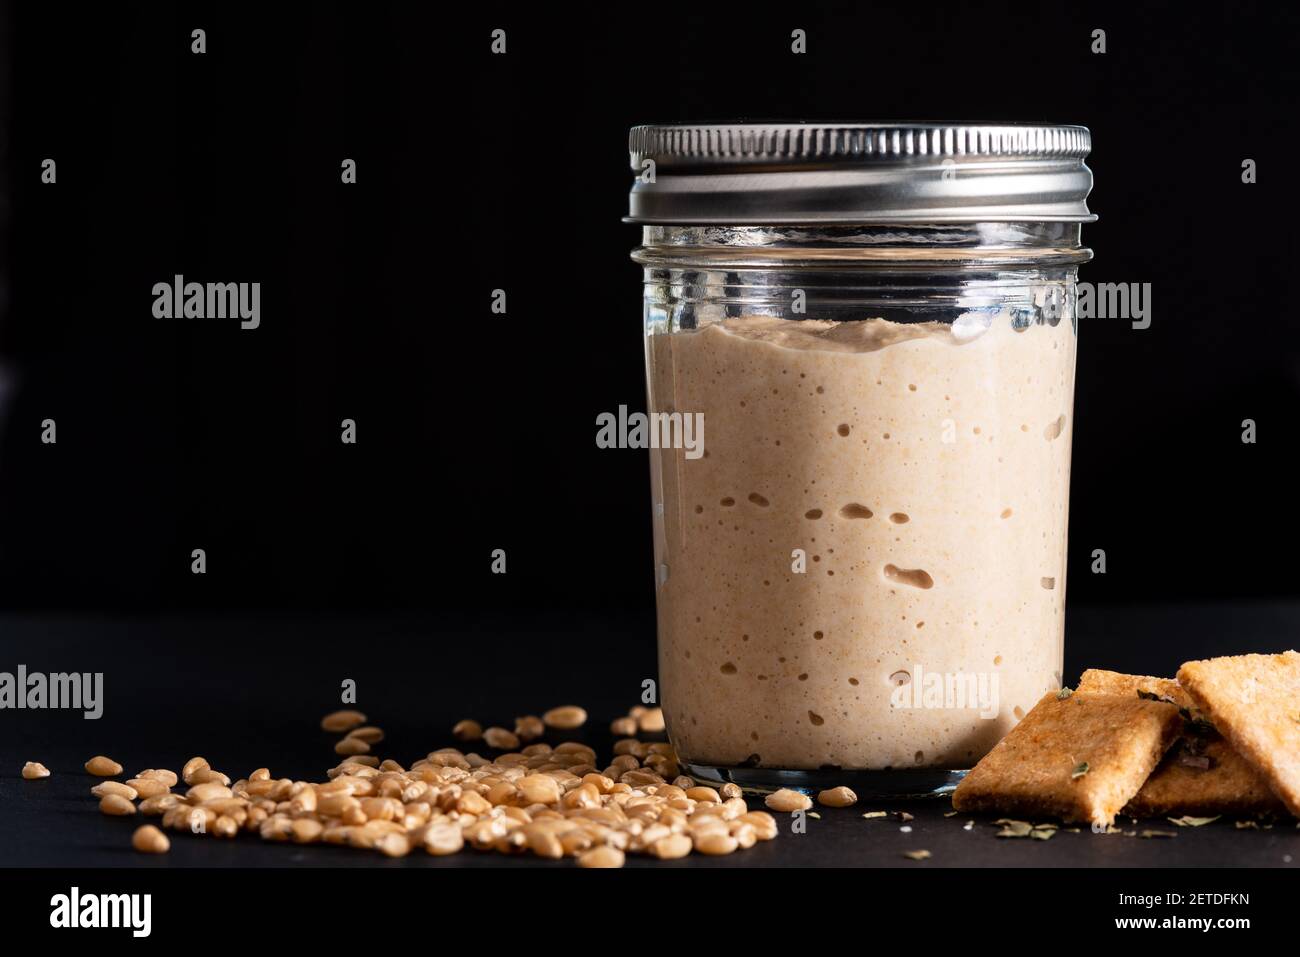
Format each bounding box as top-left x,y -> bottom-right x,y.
1078,668 -> 1194,710
951,690 -> 1182,826
1079,668 -> 1285,817
1177,651 -> 1300,817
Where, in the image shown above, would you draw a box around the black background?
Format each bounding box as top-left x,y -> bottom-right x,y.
1,0 -> 1299,880
2,1 -> 1298,616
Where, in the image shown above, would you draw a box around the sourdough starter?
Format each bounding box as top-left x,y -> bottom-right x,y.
647,312 -> 1075,770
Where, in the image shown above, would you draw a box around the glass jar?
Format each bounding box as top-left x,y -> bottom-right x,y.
628,124 -> 1096,797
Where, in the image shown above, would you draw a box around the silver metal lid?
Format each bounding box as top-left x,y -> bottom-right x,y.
626,122 -> 1096,225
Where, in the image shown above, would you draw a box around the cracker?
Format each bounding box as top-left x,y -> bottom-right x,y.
951,690 -> 1183,826
1125,735 -> 1287,817
1077,668 -> 1194,711
1078,668 -> 1284,817
1177,650 -> 1300,817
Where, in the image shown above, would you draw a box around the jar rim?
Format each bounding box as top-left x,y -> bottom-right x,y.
632,222 -> 1093,268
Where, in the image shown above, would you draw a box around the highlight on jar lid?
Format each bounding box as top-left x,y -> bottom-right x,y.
626,122 -> 1096,225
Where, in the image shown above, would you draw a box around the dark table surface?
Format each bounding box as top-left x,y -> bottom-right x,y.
3,602 -> 1298,868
